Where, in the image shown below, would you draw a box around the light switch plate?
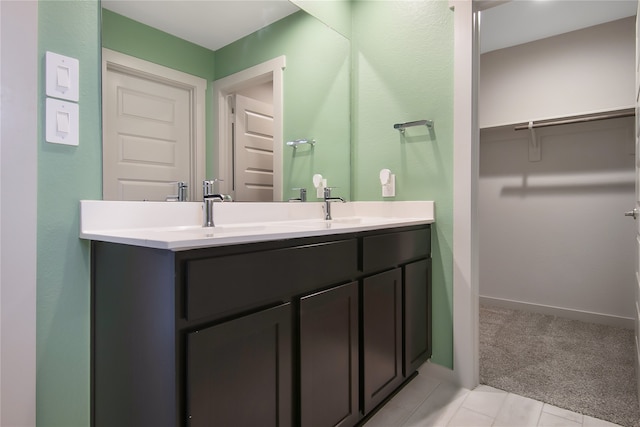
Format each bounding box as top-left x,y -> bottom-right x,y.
46,51 -> 79,102
46,98 -> 79,146
382,174 -> 395,197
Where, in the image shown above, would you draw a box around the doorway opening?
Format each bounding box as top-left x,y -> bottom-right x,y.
214,56 -> 285,201
475,2 -> 638,423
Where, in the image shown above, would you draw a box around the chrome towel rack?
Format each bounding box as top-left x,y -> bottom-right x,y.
393,119 -> 433,134
286,138 -> 315,148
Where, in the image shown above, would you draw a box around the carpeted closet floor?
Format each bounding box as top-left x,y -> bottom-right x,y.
480,305 -> 640,427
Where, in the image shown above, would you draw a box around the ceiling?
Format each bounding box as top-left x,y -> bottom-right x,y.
101,1 -> 637,54
480,0 -> 638,54
101,0 -> 300,51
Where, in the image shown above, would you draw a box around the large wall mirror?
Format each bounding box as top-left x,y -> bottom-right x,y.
101,0 -> 351,202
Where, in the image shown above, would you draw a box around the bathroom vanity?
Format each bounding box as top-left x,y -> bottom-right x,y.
82,201 -> 434,427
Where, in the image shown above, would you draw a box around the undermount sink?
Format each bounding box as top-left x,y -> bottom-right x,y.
331,217 -> 387,224
158,217 -> 393,235
162,224 -> 269,236
287,217 -> 391,228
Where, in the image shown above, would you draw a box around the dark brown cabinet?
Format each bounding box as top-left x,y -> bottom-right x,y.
300,282 -> 359,427
92,225 -> 431,427
362,268 -> 403,413
187,303 -> 292,427
404,259 -> 432,376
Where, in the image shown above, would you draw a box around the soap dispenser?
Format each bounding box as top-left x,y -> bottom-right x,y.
313,173 -> 327,198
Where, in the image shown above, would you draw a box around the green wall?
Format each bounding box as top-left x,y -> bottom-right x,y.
34,1 -> 454,424
101,9 -> 216,80
37,1 -> 102,425
351,0 -> 454,367
290,0 -> 352,39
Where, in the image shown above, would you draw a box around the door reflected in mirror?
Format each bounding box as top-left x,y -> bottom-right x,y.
101,0 -> 351,202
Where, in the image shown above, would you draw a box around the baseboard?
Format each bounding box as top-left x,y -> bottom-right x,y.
417,360 -> 463,388
636,301 -> 640,408
636,335 -> 640,408
480,296 -> 634,329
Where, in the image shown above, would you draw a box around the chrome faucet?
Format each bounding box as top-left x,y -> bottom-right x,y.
323,187 -> 345,220
166,181 -> 188,201
289,188 -> 307,202
203,180 -> 231,227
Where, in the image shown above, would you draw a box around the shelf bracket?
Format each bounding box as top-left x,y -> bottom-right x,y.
528,122 -> 541,162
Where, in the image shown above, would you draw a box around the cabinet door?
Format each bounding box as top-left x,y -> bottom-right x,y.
300,282 -> 359,427
186,304 -> 292,427
362,268 -> 403,413
404,258 -> 432,376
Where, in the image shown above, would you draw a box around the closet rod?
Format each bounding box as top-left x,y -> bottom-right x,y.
513,110 -> 635,131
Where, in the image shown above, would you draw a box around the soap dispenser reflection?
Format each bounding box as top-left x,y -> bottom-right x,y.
313,173 -> 327,199
380,169 -> 395,197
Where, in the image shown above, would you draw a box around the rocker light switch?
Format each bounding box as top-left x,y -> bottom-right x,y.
56,110 -> 70,133
57,65 -> 71,89
46,98 -> 78,146
46,51 -> 79,101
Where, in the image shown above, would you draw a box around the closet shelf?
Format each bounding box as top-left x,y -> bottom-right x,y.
514,109 -> 635,131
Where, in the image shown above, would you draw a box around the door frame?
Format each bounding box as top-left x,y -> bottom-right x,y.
450,0 -> 640,391
102,48 -> 207,201
635,0 -> 640,406
213,56 -> 285,201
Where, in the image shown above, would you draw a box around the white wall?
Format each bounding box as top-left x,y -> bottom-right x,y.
479,119 -> 635,325
0,1 -> 37,425
479,17 -> 635,128
479,17 -> 636,326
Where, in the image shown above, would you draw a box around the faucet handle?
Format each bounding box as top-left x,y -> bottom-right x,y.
323,186 -> 339,198
203,179 -> 223,197
177,181 -> 188,201
292,187 -> 307,202
166,181 -> 188,201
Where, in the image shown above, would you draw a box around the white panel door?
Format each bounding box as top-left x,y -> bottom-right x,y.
234,94 -> 275,202
103,66 -> 192,201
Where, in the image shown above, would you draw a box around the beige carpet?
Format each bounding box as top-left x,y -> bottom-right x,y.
480,305 -> 640,427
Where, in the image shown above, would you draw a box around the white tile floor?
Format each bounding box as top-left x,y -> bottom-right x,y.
364,370 -> 623,427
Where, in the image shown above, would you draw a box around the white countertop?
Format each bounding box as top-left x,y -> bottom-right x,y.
80,200 -> 434,251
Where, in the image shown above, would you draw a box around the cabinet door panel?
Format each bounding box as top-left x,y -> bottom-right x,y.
300,282 -> 359,427
187,304 -> 292,427
404,258 -> 432,376
363,269 -> 403,413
